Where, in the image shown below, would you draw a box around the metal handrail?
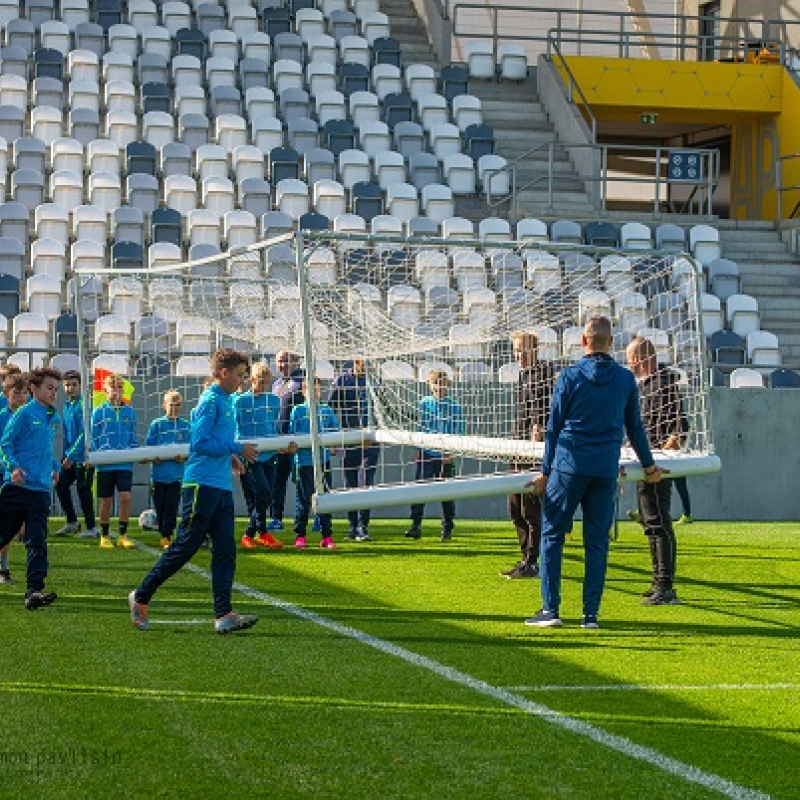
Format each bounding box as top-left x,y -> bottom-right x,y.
775,152 -> 800,220
546,32 -> 596,142
485,143 -> 720,222
451,4 -> 800,66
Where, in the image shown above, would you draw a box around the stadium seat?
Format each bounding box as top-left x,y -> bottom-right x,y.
465,40 -> 494,79
498,43 -> 527,80
770,368 -> 800,388
708,258 -> 741,300
710,329 -> 746,365
746,330 -> 781,367
729,367 -> 764,388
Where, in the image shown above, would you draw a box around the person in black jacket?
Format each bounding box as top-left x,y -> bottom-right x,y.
626,337 -> 686,606
502,331 -> 556,579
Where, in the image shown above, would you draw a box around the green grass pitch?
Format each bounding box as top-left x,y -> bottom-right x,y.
0,518 -> 798,799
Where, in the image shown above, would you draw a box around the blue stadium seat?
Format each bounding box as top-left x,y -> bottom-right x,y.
322,119 -> 356,156
439,64 -> 469,101
584,221 -> 620,248
55,313 -> 79,350
382,92 -> 413,128
770,368 -> 800,388
372,36 -> 401,67
351,181 -> 383,222
112,241 -> 145,270
126,141 -> 158,175
710,329 -> 746,366
268,146 -> 301,184
464,123 -> 496,160
176,28 -> 207,61
262,7 -> 291,37
151,207 -> 183,247
141,82 -> 171,115
298,211 -> 330,231
0,274 -> 21,318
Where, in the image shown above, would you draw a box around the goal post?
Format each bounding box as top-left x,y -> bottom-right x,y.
75,230 -> 719,511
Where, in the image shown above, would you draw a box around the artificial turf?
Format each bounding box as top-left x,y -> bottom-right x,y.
0,518 -> 797,799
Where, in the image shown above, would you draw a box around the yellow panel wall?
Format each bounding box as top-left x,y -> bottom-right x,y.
556,56 -> 800,219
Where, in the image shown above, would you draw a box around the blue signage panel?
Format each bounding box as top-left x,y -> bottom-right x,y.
668,151 -> 704,183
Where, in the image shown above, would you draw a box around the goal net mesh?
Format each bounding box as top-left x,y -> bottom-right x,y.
76,231 -> 715,510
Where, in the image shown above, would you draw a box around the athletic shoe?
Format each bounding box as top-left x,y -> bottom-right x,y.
294,535 -> 307,549
24,591 -> 57,610
581,615 -> 600,629
404,525 -> 422,539
215,612 -> 259,634
312,516 -> 322,533
0,569 -> 14,585
524,609 -> 562,627
500,561 -> 522,577
54,521 -> 79,536
320,536 -> 337,549
159,537 -> 171,550
117,535 -> 136,549
99,535 -> 114,549
267,519 -> 284,531
241,534 -> 257,549
346,528 -> 359,541
641,589 -> 680,606
257,532 -> 284,549
440,528 -> 452,542
641,585 -> 656,598
77,527 -> 99,539
676,514 -> 693,525
504,562 -> 539,579
626,508 -> 642,524
128,590 -> 149,631
354,528 -> 372,542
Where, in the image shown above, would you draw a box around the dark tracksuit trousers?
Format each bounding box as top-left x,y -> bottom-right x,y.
636,478 -> 676,592
0,485 -> 50,594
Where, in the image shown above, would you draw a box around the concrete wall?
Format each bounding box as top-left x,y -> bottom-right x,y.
536,55 -> 600,207
85,387 -> 799,525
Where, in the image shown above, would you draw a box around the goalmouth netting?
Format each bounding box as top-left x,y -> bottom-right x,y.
75,230 -> 719,513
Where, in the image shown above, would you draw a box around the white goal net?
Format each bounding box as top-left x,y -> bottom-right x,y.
75,230 -> 718,513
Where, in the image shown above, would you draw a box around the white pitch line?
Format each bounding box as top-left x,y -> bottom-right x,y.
134,541 -> 769,800
508,683 -> 800,693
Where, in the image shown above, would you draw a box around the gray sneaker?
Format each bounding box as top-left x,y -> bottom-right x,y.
641,589 -> 680,606
77,527 -> 99,539
128,590 -> 150,630
0,569 -> 14,585
214,612 -> 259,634
524,609 -> 562,627
354,528 -> 372,542
503,562 -> 539,579
55,522 -> 80,536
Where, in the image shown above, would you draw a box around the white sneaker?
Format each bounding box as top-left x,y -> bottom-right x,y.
76,527 -> 99,539
54,522 -> 80,536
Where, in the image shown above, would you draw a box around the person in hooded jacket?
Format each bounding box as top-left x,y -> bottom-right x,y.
525,317 -> 666,630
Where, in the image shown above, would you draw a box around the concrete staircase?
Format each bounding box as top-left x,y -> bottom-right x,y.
379,0 -> 596,223
716,220 -> 800,367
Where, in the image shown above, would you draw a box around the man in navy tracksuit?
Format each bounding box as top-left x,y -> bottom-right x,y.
327,358 -> 379,541
0,367 -> 62,610
129,349 -> 260,634
525,317 -> 665,629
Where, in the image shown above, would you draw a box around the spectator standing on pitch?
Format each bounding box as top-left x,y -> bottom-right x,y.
502,332 -> 555,579
0,372 -> 30,585
526,317 -> 665,629
289,377 -> 340,550
0,367 -> 62,610
626,337 -> 686,605
54,370 -> 98,539
269,350 -> 305,532
129,349 -> 260,634
405,370 -> 465,542
144,390 -> 191,550
234,361 -> 285,550
328,358 -> 379,542
91,373 -> 138,550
